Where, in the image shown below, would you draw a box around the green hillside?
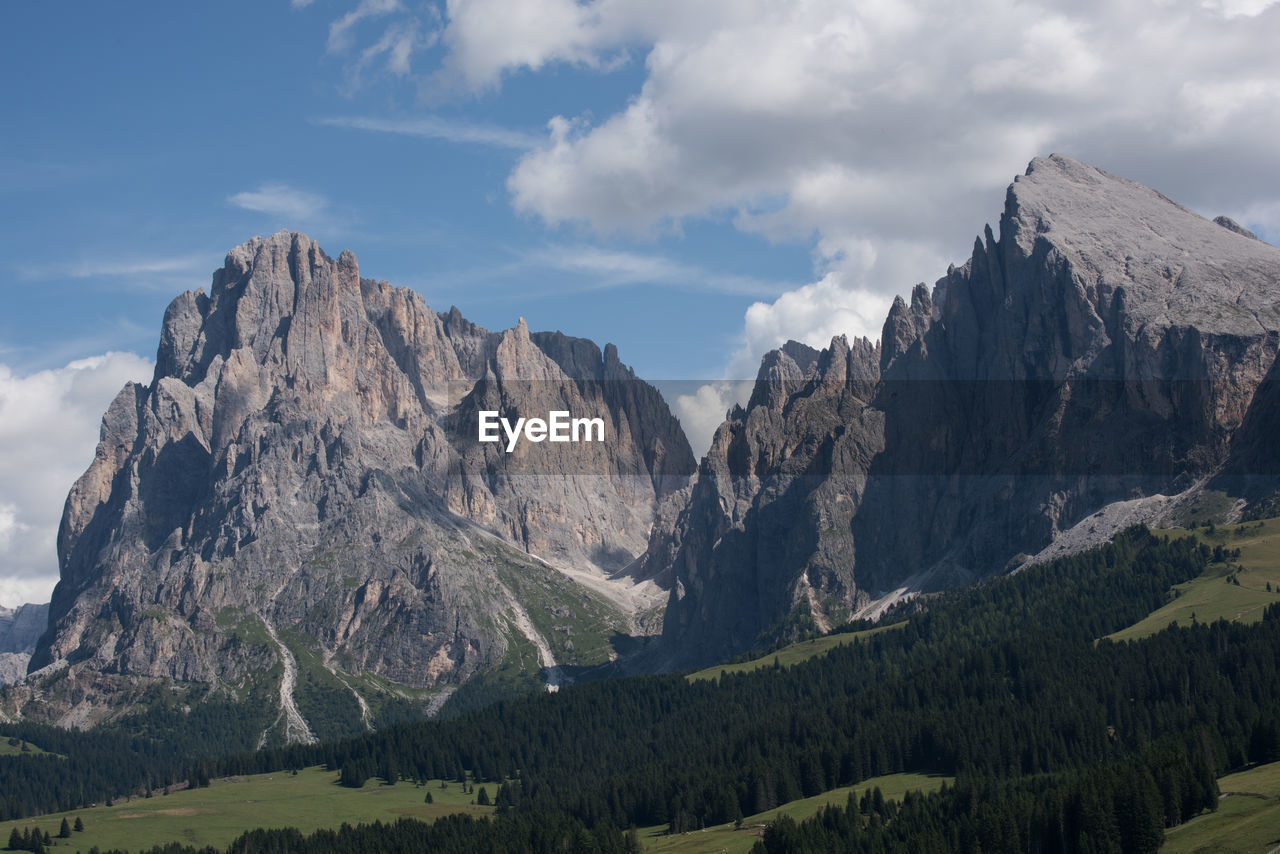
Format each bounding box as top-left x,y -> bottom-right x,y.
1108,517 -> 1280,642
687,622 -> 905,682
0,766 -> 492,853
0,738 -> 55,758
640,772 -> 950,853
1162,760 -> 1280,853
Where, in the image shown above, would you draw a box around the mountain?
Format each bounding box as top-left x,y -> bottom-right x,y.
654,154 -> 1280,667
9,154 -> 1278,724
11,231 -> 693,738
0,603 -> 49,684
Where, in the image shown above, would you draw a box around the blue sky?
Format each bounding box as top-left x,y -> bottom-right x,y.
2,0 -> 1280,605
0,2 -> 810,381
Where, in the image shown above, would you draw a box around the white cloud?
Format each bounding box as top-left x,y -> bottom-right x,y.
742,275 -> 886,362
18,254 -> 210,283
316,0 -> 1280,450
523,244 -> 791,296
1226,200 -> 1280,244
363,21 -> 420,76
63,256 -> 209,278
318,115 -> 541,149
1201,0 -> 1278,17
672,381 -> 753,460
0,574 -> 55,614
291,0 -> 315,7
328,0 -> 404,54
228,183 -> 329,223
0,353 -> 153,608
423,0 -> 1280,451
670,272 -> 898,456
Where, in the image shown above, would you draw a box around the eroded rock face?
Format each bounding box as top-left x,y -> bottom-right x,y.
26,231 -> 693,729
650,336 -> 883,663
656,155 -> 1280,667
0,603 -> 48,684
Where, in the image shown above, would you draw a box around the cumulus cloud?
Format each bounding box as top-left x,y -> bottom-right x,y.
669,380 -> 755,462
428,0 -> 1280,451
314,0 -> 1280,450
0,353 -> 153,608
228,183 -> 329,223
486,1 -> 1280,262
669,271 -> 905,455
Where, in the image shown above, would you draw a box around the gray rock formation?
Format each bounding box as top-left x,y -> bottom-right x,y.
646,336 -> 883,662
0,603 -> 49,684
656,154 -> 1280,667
18,231 -> 693,737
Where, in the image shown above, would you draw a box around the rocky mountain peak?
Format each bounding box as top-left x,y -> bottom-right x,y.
653,155 -> 1280,668
1001,155 -> 1278,346
1214,215 -> 1260,241
747,346 -> 811,412
881,284 -> 933,373
20,232 -> 693,737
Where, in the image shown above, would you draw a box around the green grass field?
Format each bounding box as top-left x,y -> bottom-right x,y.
639,772 -> 951,853
0,766 -> 493,853
1162,760 -> 1280,853
0,738 -> 56,758
687,622 -> 905,683
1107,518 -> 1280,643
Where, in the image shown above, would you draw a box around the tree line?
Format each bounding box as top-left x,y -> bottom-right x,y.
3,527 -> 1280,852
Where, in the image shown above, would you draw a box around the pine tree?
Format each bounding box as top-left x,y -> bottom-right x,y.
476,786 -> 490,806
58,818 -> 70,839
73,818 -> 84,833
8,827 -> 22,851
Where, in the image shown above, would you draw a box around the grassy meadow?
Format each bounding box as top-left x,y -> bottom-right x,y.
1107,517 -> 1280,643
687,622 -> 905,683
1162,760 -> 1280,853
0,766 -> 492,853
0,738 -> 56,758
639,771 -> 950,853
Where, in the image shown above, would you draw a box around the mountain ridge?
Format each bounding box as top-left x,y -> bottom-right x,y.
10,153 -> 1280,723
12,231 -> 692,736
653,154 -> 1280,667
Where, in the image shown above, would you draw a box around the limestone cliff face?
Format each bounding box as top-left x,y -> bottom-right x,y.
446,327 -> 694,574
657,155 -> 1280,667
25,231 -> 692,734
0,603 -> 48,685
650,337 -> 883,661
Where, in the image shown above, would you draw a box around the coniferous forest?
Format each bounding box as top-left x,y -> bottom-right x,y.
5,528 -> 1280,852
